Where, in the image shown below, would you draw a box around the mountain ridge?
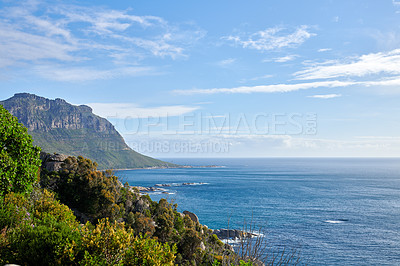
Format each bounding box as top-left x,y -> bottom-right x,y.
0,93 -> 176,169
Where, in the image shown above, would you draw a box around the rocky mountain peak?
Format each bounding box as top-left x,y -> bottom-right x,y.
1,93 -> 108,132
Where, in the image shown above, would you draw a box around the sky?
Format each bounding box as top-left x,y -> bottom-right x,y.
1,0 -> 400,158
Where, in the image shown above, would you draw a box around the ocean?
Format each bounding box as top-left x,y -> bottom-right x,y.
115,158 -> 400,265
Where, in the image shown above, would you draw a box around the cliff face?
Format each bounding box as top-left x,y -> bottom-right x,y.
0,93 -> 175,169
2,93 -> 110,132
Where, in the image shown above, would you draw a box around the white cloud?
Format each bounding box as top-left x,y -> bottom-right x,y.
223,25 -> 315,51
240,74 -> 273,83
318,48 -> 332,52
0,1 -> 205,74
362,75 -> 400,87
174,80 -> 354,95
87,103 -> 200,119
280,136 -> 400,152
273,55 -> 298,62
216,58 -> 236,67
295,49 -> 400,80
174,48 -> 400,95
356,136 -> 400,140
253,74 -> 273,80
174,75 -> 400,95
0,22 -> 78,68
34,65 -> 158,82
367,30 -> 400,50
307,94 -> 342,99
121,132 -> 400,157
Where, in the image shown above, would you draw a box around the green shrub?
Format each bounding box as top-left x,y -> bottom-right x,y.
42,156 -> 122,222
80,218 -> 176,265
80,218 -> 134,265
6,218 -> 81,265
0,190 -> 81,265
124,235 -> 176,265
0,105 -> 41,197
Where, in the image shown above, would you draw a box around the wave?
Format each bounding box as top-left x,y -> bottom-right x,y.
324,220 -> 345,224
155,182 -> 209,187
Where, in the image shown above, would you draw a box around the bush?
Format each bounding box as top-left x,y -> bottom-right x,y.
124,236 -> 177,265
80,218 -> 176,265
0,105 -> 41,197
6,218 -> 81,265
0,190 -> 81,265
44,156 -> 122,222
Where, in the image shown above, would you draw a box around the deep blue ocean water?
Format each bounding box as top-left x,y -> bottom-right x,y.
115,158 -> 400,265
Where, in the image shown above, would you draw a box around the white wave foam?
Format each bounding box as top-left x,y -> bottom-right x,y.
324,220 -> 344,224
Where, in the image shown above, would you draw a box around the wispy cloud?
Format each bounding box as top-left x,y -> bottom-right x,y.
0,21 -> 78,68
122,133 -> 400,157
239,74 -> 274,83
295,49 -> 400,80
216,58 -> 236,67
223,25 -> 315,51
273,54 -> 298,62
318,48 -> 332,52
174,80 -> 353,95
175,48 -> 400,95
250,74 -> 274,81
34,65 -> 159,82
307,94 -> 342,99
87,103 -> 200,119
0,0 -> 205,79
174,75 -> 400,95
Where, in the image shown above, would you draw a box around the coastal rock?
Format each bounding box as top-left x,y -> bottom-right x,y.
155,184 -> 171,187
200,241 -> 206,251
134,186 -> 164,193
117,180 -> 124,188
213,229 -> 257,240
40,152 -> 69,172
134,198 -> 150,212
224,243 -> 235,252
183,210 -> 199,224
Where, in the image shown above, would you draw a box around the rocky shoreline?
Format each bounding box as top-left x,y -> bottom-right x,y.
213,229 -> 258,240
132,182 -> 209,194
127,183 -> 257,241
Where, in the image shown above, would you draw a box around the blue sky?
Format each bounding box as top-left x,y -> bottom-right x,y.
1,0 -> 400,157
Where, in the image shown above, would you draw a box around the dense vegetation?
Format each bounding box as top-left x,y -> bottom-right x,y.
0,105 -> 41,197
0,106 -> 254,265
37,155 -> 243,265
1,155 -> 247,265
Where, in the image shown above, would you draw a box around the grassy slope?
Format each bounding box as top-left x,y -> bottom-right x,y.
30,129 -> 175,169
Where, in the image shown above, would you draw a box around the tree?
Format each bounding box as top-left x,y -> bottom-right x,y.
0,105 -> 41,197
54,156 -> 121,221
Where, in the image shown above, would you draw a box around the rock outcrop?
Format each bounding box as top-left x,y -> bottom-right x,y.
213,229 -> 257,240
183,210 -> 199,224
40,152 -> 69,172
134,198 -> 150,213
1,93 -> 108,132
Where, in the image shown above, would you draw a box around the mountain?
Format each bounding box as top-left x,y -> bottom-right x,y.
0,93 -> 176,169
